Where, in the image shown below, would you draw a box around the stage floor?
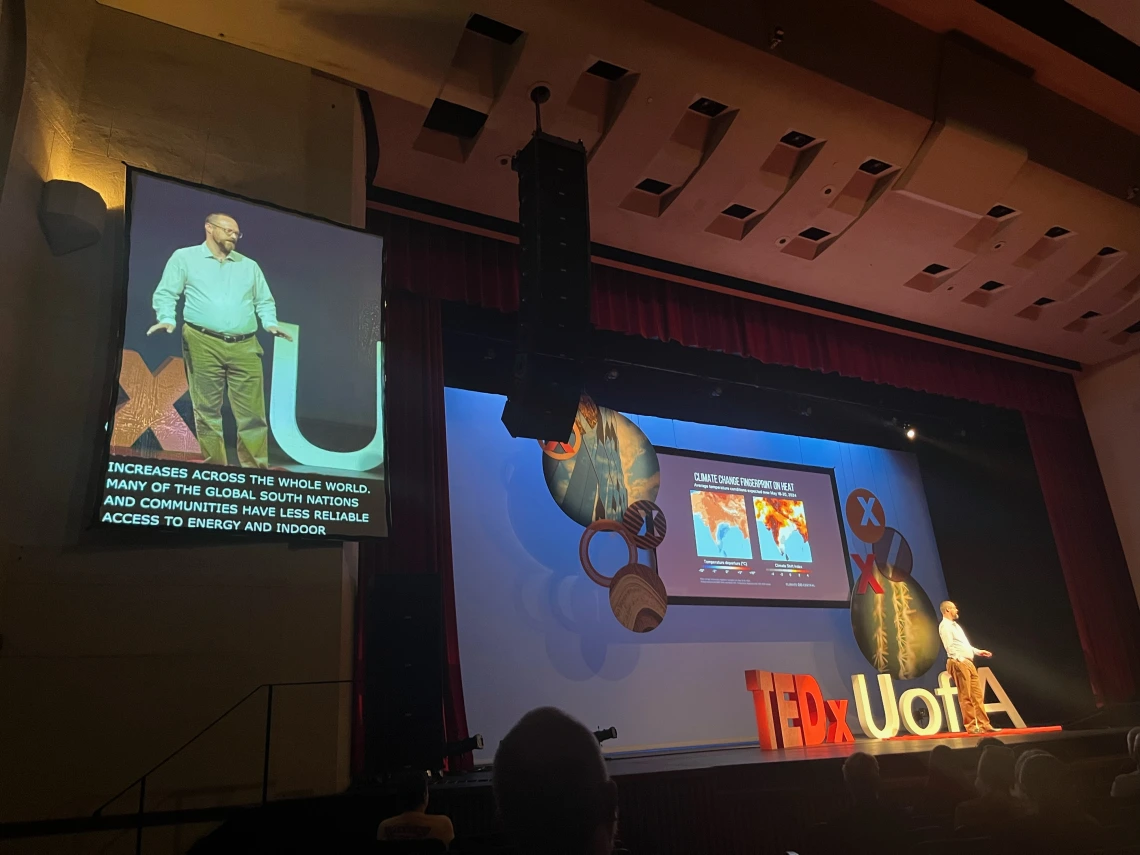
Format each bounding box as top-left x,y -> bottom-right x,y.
604,726 -> 1082,777
440,726 -> 1129,788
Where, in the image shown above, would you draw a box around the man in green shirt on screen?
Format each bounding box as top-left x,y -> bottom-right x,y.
148,213 -> 292,468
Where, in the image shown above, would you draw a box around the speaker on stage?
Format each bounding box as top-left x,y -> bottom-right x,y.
502,120 -> 592,442
364,574 -> 445,774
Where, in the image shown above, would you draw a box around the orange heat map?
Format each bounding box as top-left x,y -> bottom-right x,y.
753,498 -> 810,550
690,491 -> 750,547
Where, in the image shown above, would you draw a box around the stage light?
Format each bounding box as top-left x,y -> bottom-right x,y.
711,386 -> 723,398
594,726 -> 617,744
906,427 -> 916,440
605,368 -> 619,380
444,734 -> 485,756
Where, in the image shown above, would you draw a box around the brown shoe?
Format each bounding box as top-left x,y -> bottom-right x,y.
982,726 -> 1003,733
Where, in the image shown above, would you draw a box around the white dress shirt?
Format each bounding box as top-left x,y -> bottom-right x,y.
939,617 -> 980,662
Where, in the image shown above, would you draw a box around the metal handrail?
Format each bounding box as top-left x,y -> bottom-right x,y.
91,679 -> 352,852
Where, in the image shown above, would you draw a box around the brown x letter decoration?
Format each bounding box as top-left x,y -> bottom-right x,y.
111,350 -> 200,454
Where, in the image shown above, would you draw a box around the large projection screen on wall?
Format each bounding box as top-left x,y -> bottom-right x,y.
96,169 -> 387,538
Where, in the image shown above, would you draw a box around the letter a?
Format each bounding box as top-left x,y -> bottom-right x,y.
977,667 -> 1027,729
851,673 -> 900,739
269,322 -> 384,471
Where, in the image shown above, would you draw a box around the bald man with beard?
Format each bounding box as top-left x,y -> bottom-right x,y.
149,213 -> 292,468
939,600 -> 999,734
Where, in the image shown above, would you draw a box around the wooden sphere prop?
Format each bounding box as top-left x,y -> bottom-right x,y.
609,563 -> 668,633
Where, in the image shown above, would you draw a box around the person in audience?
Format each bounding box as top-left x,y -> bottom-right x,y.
976,735 -> 1004,750
917,745 -> 973,817
954,745 -> 1025,831
377,769 -> 455,848
1013,751 -> 1103,849
493,707 -> 619,855
1110,726 -> 1140,799
1012,748 -> 1049,801
812,752 -> 903,850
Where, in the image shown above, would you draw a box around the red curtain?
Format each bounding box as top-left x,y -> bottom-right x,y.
591,266 -> 1084,418
364,208 -> 1138,745
374,211 -> 1081,418
353,287 -> 469,778
1023,413 -> 1140,704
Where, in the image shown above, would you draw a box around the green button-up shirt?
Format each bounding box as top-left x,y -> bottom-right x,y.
152,242 -> 279,335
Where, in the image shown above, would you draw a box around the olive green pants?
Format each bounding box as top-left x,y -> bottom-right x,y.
181,324 -> 269,468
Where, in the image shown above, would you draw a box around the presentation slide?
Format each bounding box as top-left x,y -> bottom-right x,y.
97,170 -> 387,538
654,449 -> 852,604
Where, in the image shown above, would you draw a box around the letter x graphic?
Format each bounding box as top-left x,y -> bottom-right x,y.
111,351 -> 200,454
853,553 -> 884,595
857,495 -> 880,527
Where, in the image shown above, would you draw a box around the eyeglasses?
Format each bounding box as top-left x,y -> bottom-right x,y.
207,222 -> 242,239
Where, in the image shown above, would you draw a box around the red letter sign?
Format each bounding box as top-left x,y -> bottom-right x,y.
794,674 -> 828,746
744,670 -> 779,750
825,699 -> 855,743
853,553 -> 884,595
774,672 -> 804,748
747,671 -> 854,749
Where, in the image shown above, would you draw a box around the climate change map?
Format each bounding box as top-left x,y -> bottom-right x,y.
690,490 -> 753,559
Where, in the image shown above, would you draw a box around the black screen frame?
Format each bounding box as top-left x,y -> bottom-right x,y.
653,445 -> 855,609
88,165 -> 390,544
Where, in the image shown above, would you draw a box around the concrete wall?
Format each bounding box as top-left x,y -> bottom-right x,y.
0,2 -> 365,848
1079,350 -> 1140,609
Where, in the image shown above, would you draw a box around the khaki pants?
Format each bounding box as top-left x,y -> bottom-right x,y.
946,658 -> 992,731
181,325 -> 268,468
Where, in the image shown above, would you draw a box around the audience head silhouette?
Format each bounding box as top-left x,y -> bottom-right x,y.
928,744 -> 954,773
842,752 -> 880,804
395,768 -> 429,812
1018,752 -> 1067,811
1013,749 -> 1049,797
1110,727 -> 1140,799
975,745 -> 1016,796
494,707 -> 619,855
977,736 -> 1004,750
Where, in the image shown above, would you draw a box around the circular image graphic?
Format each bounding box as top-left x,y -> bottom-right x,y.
623,500 -> 667,548
609,563 -> 668,633
872,527 -> 913,582
543,395 -> 660,527
538,422 -> 582,460
579,519 -> 636,588
845,488 -> 886,545
850,565 -> 940,680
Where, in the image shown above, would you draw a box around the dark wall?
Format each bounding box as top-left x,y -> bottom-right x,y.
442,302 -> 1094,723
0,0 -> 26,202
918,433 -> 1093,723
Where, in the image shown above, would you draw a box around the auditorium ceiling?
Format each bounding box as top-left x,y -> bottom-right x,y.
98,0 -> 1140,368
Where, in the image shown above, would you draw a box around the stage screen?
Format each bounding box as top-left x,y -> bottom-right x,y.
97,170 -> 386,538
446,387 -> 950,760
654,449 -> 851,605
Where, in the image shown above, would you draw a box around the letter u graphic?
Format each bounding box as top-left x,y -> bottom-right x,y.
268,322 -> 384,472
